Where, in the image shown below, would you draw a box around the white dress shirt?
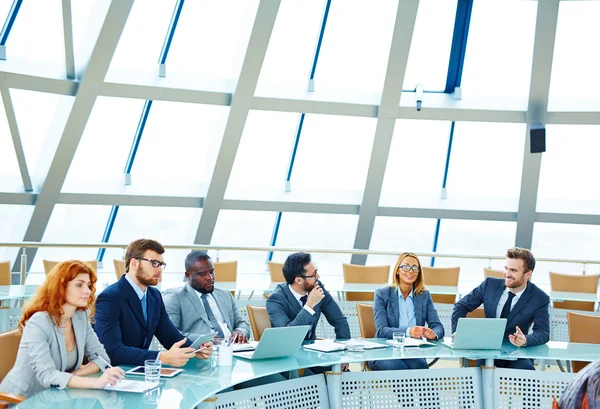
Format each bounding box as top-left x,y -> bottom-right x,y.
288,285 -> 315,315
194,290 -> 232,339
495,283 -> 527,318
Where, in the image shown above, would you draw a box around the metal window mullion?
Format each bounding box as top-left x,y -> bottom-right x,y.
0,0 -> 23,60
61,0 -> 76,79
1,87 -> 32,191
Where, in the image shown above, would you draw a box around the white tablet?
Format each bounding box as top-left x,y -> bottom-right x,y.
125,366 -> 183,378
190,331 -> 218,349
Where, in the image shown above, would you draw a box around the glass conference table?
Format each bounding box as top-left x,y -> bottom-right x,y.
15,339 -> 600,409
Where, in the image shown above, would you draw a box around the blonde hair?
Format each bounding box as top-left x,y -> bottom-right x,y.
391,252 -> 426,296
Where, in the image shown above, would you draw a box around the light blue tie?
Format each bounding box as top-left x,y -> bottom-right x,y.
141,293 -> 147,322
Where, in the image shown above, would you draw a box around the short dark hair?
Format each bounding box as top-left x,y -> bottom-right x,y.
125,239 -> 165,273
185,251 -> 211,272
506,247 -> 535,272
282,252 -> 312,285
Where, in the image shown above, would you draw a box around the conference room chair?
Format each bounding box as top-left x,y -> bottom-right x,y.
264,261 -> 284,299
0,262 -> 10,286
43,260 -> 98,275
568,312 -> 600,373
422,266 -> 460,304
247,305 -> 271,341
113,259 -> 126,280
550,272 -> 599,312
214,260 -> 237,298
342,264 -> 390,301
0,329 -> 24,408
483,267 -> 504,279
356,303 -> 376,371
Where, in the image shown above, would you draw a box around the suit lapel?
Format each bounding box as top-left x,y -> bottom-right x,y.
119,277 -> 147,328
184,284 -> 211,327
53,323 -> 67,371
282,285 -> 302,315
487,280 -> 506,318
73,312 -> 86,368
390,288 -> 400,328
212,290 -> 232,329
506,283 -> 533,324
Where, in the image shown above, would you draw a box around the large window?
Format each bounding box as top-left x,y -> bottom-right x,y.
0,96 -> 20,190
0,205 -> 33,269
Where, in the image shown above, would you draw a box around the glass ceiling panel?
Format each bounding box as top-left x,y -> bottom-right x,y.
460,0 -> 537,102
271,212 -> 358,280
256,0 -> 325,91
0,94 -> 21,190
210,210 -> 276,278
6,0 -> 64,65
445,122 -> 525,211
367,216 -> 437,269
313,0 -> 398,95
537,125 -> 600,215
379,119 -> 451,207
110,0 -> 176,72
402,0 -> 457,92
167,0 -> 259,80
548,1 -> 600,110
102,206 -> 203,283
226,110 -> 298,200
0,3 -> 12,29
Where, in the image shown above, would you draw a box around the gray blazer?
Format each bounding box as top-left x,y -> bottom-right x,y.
0,310 -> 109,398
374,286 -> 445,340
164,283 -> 250,341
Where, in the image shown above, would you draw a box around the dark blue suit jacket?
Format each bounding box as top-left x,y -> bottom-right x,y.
266,283 -> 351,340
451,277 -> 550,346
374,286 -> 445,339
94,276 -> 191,366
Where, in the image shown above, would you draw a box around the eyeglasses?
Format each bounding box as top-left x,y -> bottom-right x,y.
301,269 -> 318,280
137,258 -> 167,269
398,265 -> 420,273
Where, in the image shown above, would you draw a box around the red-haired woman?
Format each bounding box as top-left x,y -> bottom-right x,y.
0,261 -> 124,397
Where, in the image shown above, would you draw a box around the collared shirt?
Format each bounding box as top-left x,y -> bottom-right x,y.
194,290 -> 232,339
288,285 -> 315,315
124,274 -> 161,360
398,289 -> 416,336
495,283 -> 527,318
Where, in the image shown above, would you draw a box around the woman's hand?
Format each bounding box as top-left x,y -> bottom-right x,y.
95,367 -> 125,389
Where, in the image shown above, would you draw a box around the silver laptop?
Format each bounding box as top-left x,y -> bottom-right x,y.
442,318 -> 507,350
233,326 -> 310,360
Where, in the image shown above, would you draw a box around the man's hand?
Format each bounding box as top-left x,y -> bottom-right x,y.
159,338 -> 196,367
409,326 -> 425,338
422,327 -> 437,340
230,330 -> 248,344
341,363 -> 349,372
306,284 -> 325,309
509,326 -> 527,347
195,342 -> 213,360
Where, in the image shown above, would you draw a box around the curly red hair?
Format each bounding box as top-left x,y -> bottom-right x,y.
19,260 -> 98,332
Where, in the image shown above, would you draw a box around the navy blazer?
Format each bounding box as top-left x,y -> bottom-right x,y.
451,277 -> 550,347
374,286 -> 445,340
94,275 -> 190,366
266,283 -> 351,340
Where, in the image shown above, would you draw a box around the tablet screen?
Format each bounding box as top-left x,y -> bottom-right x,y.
127,366 -> 182,377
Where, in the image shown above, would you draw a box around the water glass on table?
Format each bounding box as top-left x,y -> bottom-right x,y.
211,338 -> 223,367
393,332 -> 405,350
144,359 -> 161,383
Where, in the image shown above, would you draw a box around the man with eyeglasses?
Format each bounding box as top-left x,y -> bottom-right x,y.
164,251 -> 250,345
266,252 -> 351,374
95,239 -> 212,367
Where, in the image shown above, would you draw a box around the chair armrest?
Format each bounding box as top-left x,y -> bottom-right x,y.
0,392 -> 26,404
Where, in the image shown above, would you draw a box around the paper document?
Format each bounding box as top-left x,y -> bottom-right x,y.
232,341 -> 258,352
386,338 -> 435,348
336,340 -> 389,349
104,380 -> 160,393
303,340 -> 347,353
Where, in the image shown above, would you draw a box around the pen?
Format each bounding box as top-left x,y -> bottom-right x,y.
194,346 -> 209,353
97,356 -> 125,380
228,333 -> 238,347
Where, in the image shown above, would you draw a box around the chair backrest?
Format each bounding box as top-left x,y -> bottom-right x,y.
466,308 -> 485,319
247,305 -> 271,341
0,329 -> 21,382
483,268 -> 504,279
422,266 -> 460,304
268,261 -> 284,283
214,261 -> 237,297
550,272 -> 600,311
0,261 -> 10,286
568,312 -> 600,373
342,264 -> 390,301
43,260 -> 98,275
356,303 -> 376,338
113,259 -> 126,280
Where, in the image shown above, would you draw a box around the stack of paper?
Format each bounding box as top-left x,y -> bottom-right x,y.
336,340 -> 389,350
104,380 -> 160,393
303,340 -> 347,352
386,338 -> 435,348
232,341 -> 258,352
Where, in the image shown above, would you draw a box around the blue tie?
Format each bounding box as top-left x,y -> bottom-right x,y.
141,293 -> 147,322
201,294 -> 225,338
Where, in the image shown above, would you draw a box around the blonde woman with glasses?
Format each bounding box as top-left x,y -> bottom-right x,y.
370,252 -> 444,371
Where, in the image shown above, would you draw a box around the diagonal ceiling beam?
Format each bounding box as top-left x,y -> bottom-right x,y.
61,0 -> 76,79
350,0 -> 420,265
16,0 -> 135,272
1,87 -> 32,191
193,0 -> 281,245
515,0 -> 560,249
